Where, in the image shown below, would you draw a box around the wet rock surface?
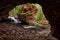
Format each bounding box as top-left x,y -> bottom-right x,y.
0,22 -> 58,40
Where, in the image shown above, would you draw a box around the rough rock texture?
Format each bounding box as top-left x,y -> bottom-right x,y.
0,22 -> 58,40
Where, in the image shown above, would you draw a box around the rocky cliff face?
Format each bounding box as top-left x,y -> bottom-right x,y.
0,0 -> 60,40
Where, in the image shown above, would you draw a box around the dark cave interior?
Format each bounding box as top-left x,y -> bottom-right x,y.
0,0 -> 60,39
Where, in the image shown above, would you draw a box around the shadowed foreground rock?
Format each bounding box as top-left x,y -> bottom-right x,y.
0,22 -> 58,40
